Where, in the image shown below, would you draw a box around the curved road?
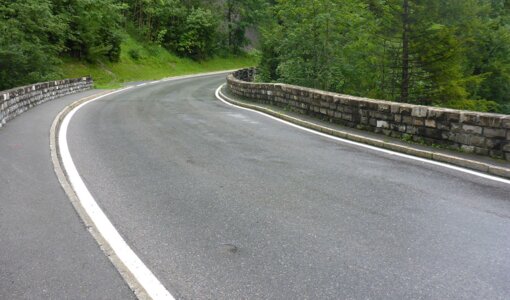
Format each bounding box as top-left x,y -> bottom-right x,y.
66,74 -> 509,299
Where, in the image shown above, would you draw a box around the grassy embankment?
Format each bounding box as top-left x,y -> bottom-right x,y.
62,35 -> 258,89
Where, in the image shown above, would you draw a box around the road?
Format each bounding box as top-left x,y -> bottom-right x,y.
62,73 -> 510,299
0,91 -> 134,299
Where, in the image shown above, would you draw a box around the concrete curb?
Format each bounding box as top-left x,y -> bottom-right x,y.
50,90 -> 151,300
218,85 -> 510,180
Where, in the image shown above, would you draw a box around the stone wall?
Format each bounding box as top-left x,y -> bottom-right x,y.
227,68 -> 510,161
0,77 -> 93,128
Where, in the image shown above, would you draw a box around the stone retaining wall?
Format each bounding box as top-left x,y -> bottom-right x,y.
0,77 -> 93,128
227,68 -> 510,161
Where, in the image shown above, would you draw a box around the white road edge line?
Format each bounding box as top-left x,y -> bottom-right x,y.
55,70 -> 238,300
215,84 -> 510,185
59,88 -> 174,300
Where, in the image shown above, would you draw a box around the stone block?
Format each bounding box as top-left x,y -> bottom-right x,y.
378,103 -> 390,112
501,142 -> 510,152
427,108 -> 445,119
411,107 -> 428,117
485,138 -> 503,148
412,118 -> 425,126
460,112 -> 480,124
451,123 -> 462,132
406,126 -> 418,134
474,147 -> 489,156
425,128 -> 442,139
445,112 -> 460,122
376,120 -> 390,129
490,150 -> 504,158
359,109 -> 370,117
461,145 -> 475,153
399,106 -> 412,115
502,117 -> 510,129
342,114 -> 353,121
391,123 -> 406,132
390,104 -> 400,114
461,124 -> 483,135
483,128 -> 506,138
372,112 -> 392,121
452,134 -> 486,147
479,115 -> 503,127
425,119 -> 436,128
436,121 -> 450,130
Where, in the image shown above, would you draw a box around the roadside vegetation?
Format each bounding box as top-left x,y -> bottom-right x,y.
1,0 -> 509,113
258,0 -> 510,113
61,35 -> 258,88
0,0 -> 263,89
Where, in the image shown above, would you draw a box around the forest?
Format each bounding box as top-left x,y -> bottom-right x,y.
1,0 -> 509,113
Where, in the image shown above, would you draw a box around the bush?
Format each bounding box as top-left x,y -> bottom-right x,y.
441,99 -> 502,113
128,49 -> 141,61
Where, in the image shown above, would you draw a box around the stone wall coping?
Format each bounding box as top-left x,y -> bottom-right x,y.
1,77 -> 92,100
227,73 -> 509,120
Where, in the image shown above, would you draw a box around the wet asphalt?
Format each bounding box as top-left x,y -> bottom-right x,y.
64,74 -> 510,299
0,90 -> 134,299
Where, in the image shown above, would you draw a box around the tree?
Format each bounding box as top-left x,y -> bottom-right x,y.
258,0 -> 378,94
177,7 -> 218,59
0,0 -> 65,90
54,0 -> 125,62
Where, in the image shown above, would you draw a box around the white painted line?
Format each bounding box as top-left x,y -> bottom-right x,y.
54,71 -> 240,300
215,85 -> 510,185
59,88 -> 174,300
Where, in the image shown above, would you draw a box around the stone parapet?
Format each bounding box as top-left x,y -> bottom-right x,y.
0,77 -> 93,128
227,69 -> 510,161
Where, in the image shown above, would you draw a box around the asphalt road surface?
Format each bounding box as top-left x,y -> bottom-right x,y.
63,73 -> 510,299
0,91 -> 134,299
5,73 -> 508,299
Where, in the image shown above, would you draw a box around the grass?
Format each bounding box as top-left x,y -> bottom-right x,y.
61,34 -> 258,89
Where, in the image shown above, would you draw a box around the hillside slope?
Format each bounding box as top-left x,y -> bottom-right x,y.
62,35 -> 258,89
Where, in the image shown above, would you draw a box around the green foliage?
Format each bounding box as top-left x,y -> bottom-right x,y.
0,0 -> 65,90
0,0 -> 265,91
61,35 -> 259,88
1,0 -> 509,115
441,99 -> 501,113
177,7 -> 218,60
222,0 -> 269,53
53,0 -> 125,62
259,0 -> 378,94
259,0 -> 510,113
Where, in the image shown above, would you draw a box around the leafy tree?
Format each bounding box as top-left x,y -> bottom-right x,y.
177,7 -> 218,59
54,0 -> 125,62
259,0 -> 378,94
0,0 -> 65,90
